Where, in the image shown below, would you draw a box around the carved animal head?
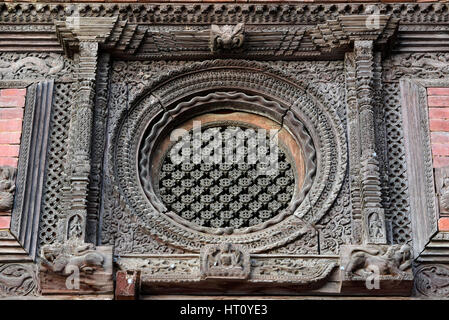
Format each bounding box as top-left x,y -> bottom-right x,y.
210,23 -> 245,52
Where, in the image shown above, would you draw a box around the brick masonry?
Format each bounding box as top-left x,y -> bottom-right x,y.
427,87 -> 449,231
0,88 -> 26,227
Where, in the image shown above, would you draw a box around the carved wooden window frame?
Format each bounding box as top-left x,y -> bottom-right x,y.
401,78 -> 449,257
1,80 -> 55,261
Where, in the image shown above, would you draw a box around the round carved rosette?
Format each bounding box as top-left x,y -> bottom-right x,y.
113,60 -> 347,253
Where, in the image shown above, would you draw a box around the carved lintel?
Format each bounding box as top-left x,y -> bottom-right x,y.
340,244 -> 413,295
117,255 -> 339,294
209,23 -> 245,53
39,239 -> 113,295
0,166 -> 16,213
200,243 -> 250,280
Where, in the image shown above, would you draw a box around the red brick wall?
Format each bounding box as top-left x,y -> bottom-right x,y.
0,88 -> 26,230
428,87 -> 449,232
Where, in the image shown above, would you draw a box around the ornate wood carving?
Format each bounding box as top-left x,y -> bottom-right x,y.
210,24 -> 245,53
116,254 -> 338,294
104,60 -> 347,256
354,40 -> 387,245
9,81 -> 54,260
55,18 -> 116,242
86,53 -> 111,244
4,1 -> 449,298
0,166 -> 16,212
39,239 -> 113,295
0,263 -> 39,298
340,244 -> 413,295
200,244 -> 250,280
415,264 -> 449,298
400,79 -> 439,256
435,166 -> 449,215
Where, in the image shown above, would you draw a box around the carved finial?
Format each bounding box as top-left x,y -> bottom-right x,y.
209,23 -> 245,53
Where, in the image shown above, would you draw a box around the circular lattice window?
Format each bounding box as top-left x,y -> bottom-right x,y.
150,111 -> 306,231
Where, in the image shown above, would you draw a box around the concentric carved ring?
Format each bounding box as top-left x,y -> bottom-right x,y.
139,92 -> 316,235
113,61 -> 347,253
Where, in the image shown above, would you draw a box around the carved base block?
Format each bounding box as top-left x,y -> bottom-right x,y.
340,245 -> 414,295
39,243 -> 113,296
115,270 -> 140,300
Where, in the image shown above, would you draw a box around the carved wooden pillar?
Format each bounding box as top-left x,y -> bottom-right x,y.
353,40 -> 387,245
65,40 -> 99,242
54,17 -> 117,243
37,18 -> 116,297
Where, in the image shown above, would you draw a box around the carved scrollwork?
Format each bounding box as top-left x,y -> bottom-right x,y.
0,264 -> 39,297
415,264 -> 449,298
107,60 -> 347,254
0,53 -> 74,80
250,258 -> 337,284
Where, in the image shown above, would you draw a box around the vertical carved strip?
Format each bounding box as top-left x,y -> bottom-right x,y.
373,52 -> 392,243
87,53 -> 111,244
345,52 -> 363,244
63,41 -> 99,242
354,40 -> 387,244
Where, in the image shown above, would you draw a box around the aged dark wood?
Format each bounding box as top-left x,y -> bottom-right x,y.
0,2 -> 448,299
10,80 -> 54,260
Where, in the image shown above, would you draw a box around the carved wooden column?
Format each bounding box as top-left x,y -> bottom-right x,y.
54,17 -> 117,243
37,18 -> 116,297
65,40 -> 99,242
354,40 -> 387,245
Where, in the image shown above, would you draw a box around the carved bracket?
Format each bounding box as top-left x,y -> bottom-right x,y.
39,239 -> 113,295
340,244 -> 414,295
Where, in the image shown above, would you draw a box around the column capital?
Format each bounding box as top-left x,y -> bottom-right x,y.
55,17 -> 118,57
